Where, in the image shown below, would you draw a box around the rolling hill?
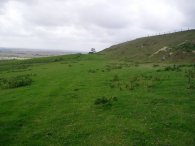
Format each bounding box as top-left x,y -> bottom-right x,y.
101,29 -> 195,62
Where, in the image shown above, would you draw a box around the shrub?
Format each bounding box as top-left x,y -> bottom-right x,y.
115,65 -> 122,69
164,66 -> 172,71
109,83 -> 115,88
88,69 -> 96,73
134,63 -> 139,67
94,96 -> 118,106
111,96 -> 118,101
0,74 -> 33,89
164,65 -> 181,72
112,75 -> 120,82
153,64 -> 159,67
156,69 -> 162,72
186,69 -> 195,89
94,97 -> 111,105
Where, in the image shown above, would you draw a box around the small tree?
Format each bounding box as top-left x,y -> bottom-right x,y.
89,48 -> 96,54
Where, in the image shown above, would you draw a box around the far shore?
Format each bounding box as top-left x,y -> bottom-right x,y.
0,57 -> 31,60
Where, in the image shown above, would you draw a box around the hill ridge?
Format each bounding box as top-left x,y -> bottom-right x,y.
101,29 -> 195,62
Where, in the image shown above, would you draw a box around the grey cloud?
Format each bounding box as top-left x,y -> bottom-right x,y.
77,2 -> 130,29
163,0 -> 195,27
0,0 -> 194,51
22,1 -> 75,27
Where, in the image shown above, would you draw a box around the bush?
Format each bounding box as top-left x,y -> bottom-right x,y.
88,69 -> 96,73
156,69 -> 162,72
94,97 -> 111,105
111,96 -> 118,101
109,83 -> 115,88
112,75 -> 120,82
186,69 -> 195,89
94,96 -> 118,106
164,65 -> 181,72
0,74 -> 33,89
153,64 -> 159,67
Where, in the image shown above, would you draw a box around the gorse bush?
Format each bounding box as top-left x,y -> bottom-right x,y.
0,74 -> 33,89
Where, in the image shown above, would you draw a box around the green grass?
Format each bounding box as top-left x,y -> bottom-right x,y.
0,54 -> 195,146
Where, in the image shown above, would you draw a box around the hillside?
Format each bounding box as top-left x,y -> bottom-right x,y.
101,29 -> 195,62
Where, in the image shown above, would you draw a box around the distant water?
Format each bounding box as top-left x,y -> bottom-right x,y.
0,48 -> 83,60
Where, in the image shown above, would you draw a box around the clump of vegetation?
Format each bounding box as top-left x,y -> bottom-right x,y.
109,74 -> 160,91
173,40 -> 195,52
128,80 -> 139,90
88,69 -> 96,73
0,74 -> 33,89
111,96 -> 118,101
134,63 -> 139,67
164,64 -> 181,71
109,83 -> 115,88
178,64 -> 195,68
153,64 -> 159,67
185,68 -> 195,89
112,74 -> 120,82
94,96 -> 118,106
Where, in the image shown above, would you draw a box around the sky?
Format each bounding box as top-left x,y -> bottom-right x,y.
0,0 -> 194,52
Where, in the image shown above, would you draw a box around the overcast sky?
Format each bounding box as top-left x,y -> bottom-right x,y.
0,0 -> 194,52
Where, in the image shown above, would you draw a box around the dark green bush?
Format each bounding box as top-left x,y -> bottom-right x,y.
94,96 -> 118,106
156,69 -> 162,72
153,64 -> 159,67
111,96 -> 118,101
94,97 -> 111,105
164,65 -> 181,71
112,75 -> 120,82
185,69 -> 195,89
109,83 -> 115,88
0,74 -> 33,89
88,69 -> 96,73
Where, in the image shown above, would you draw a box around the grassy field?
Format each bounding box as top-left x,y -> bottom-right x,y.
0,54 -> 194,146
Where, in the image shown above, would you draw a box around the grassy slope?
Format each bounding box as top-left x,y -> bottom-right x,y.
0,54 -> 195,146
101,30 -> 195,62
